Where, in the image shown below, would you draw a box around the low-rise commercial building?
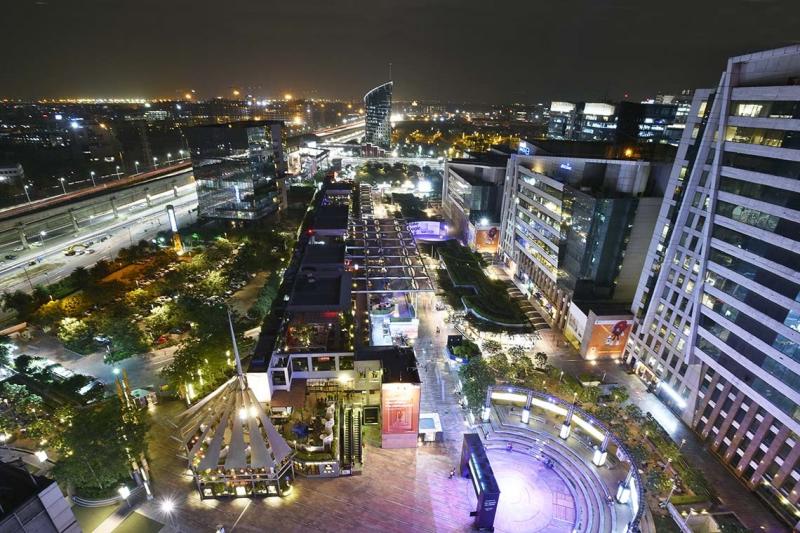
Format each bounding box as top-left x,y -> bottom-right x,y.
442,151 -> 509,253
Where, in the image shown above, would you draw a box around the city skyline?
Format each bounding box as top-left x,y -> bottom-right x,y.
2,0 -> 798,102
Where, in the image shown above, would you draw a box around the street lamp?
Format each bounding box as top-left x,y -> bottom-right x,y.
160,497 -> 177,530
679,438 -> 686,451
178,149 -> 185,160
153,157 -> 159,169
58,177 -> 67,195
90,171 -> 96,187
167,152 -> 172,164
38,230 -> 46,245
118,486 -> 131,508
135,161 -> 140,174
116,165 -> 121,179
23,184 -> 31,203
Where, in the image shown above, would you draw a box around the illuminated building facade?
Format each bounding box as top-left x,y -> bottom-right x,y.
498,141 -> 671,330
186,120 -> 287,220
364,81 -> 393,149
624,45 -> 800,522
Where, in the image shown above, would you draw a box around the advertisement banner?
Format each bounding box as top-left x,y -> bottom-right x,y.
381,383 -> 420,436
474,227 -> 500,253
585,319 -> 631,358
407,220 -> 448,241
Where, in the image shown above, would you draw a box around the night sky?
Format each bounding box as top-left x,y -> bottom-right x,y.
3,0 -> 798,103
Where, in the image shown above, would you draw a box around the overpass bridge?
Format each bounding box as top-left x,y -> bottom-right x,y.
0,163 -> 195,256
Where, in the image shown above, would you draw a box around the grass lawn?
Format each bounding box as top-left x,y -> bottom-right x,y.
72,504 -> 117,532
436,240 -> 527,325
113,511 -> 163,533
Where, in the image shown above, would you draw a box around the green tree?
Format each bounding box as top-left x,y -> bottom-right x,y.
0,382 -> 46,436
611,386 -> 630,404
0,335 -> 11,368
58,317 -> 94,354
532,351 -> 548,369
646,469 -> 674,495
52,398 -> 148,497
507,345 -> 526,361
481,340 -> 502,355
458,357 -> 495,416
1,290 -> 39,321
485,353 -> 511,381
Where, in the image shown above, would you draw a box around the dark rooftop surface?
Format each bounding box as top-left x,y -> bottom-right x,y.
301,241 -> 346,268
573,300 -> 634,316
311,205 -> 349,231
288,271 -> 350,310
0,459 -> 52,519
527,139 -> 677,162
355,346 -> 420,384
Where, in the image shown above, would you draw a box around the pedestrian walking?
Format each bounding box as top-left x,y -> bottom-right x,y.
449,467 -> 456,479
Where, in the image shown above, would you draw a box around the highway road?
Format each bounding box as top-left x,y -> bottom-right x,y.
0,184 -> 198,295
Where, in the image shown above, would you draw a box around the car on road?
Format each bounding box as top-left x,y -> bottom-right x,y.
5,254 -> 16,260
27,260 -> 36,266
12,245 -> 24,252
85,249 -> 96,254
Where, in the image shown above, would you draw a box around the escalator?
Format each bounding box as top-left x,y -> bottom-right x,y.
339,406 -> 363,474
352,407 -> 363,466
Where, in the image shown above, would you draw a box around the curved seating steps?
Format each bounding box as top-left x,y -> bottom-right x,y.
486,408 -> 619,533
483,442 -> 593,533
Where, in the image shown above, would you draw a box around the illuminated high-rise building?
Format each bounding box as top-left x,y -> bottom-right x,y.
625,45 -> 800,520
364,81 -> 393,149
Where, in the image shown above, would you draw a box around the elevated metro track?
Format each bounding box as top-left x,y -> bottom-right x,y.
0,163 -> 195,254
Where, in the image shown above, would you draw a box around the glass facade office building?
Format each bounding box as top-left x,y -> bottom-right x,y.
364,81 -> 393,149
625,46 -> 800,520
498,151 -> 667,329
186,120 -> 287,220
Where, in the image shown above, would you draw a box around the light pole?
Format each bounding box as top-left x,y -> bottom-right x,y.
38,230 -> 46,245
23,184 -> 31,203
135,161 -> 140,174
116,165 -> 121,179
58,178 -> 67,195
679,438 -> 686,451
167,153 -> 172,164
90,171 -> 96,187
178,149 -> 185,160
160,497 -> 177,531
153,157 -> 159,169
118,486 -> 131,509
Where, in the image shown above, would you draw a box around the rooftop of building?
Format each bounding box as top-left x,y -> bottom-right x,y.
300,241 -> 346,269
355,345 -> 420,384
0,459 -> 53,520
525,139 -> 677,163
287,271 -> 351,311
573,300 -> 634,317
310,204 -> 349,231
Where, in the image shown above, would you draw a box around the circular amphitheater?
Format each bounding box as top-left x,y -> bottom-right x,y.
479,385 -> 644,533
